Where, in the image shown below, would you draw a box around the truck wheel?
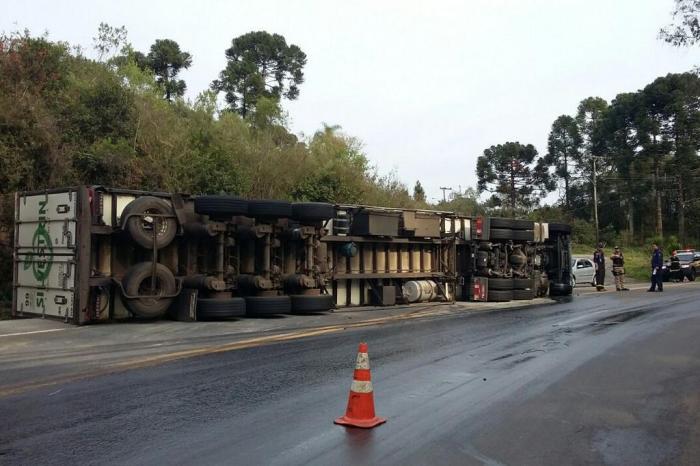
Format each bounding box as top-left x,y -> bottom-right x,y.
123,196 -> 177,249
548,223 -> 571,234
488,278 -> 513,290
488,290 -> 512,302
248,200 -> 293,219
123,262 -> 177,318
512,289 -> 535,300
512,278 -> 536,289
245,295 -> 292,316
291,202 -> 335,222
512,229 -> 535,242
290,294 -> 335,313
194,195 -> 248,217
489,228 -> 514,240
490,218 -> 534,230
197,297 -> 246,320
550,282 -> 573,296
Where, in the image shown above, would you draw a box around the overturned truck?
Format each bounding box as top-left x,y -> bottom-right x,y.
12,186 -> 572,324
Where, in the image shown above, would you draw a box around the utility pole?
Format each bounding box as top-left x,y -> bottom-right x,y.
593,157 -> 599,245
439,187 -> 452,202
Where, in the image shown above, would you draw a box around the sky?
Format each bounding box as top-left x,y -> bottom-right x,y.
3,0 -> 697,203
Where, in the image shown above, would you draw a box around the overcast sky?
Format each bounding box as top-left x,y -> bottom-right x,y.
4,0 -> 697,202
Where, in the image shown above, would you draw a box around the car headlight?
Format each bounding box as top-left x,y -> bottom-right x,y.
662,266 -> 667,269
682,264 -> 690,268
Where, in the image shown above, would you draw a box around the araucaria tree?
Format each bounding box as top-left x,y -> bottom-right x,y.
146,39 -> 192,101
544,115 -> 582,209
476,142 -> 553,216
212,31 -> 306,116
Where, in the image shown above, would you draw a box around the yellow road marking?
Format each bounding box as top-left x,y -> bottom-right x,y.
0,304 -> 449,398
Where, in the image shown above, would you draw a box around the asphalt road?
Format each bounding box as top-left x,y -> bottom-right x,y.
1,286 -> 699,465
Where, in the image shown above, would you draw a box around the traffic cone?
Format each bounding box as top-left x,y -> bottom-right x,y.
334,342 -> 387,428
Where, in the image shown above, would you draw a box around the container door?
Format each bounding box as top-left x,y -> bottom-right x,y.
14,190 -> 78,320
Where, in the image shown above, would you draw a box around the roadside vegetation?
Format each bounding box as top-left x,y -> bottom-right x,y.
572,243 -> 652,281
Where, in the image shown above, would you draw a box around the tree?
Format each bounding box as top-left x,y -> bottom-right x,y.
660,0 -> 700,46
93,23 -> 128,61
212,31 -> 306,116
413,181 -> 426,203
476,142 -> 553,217
145,39 -> 192,101
544,115 -> 582,209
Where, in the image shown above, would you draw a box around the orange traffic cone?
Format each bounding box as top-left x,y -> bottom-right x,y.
334,342 -> 387,428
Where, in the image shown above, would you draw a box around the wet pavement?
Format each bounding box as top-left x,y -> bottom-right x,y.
1,284 -> 699,465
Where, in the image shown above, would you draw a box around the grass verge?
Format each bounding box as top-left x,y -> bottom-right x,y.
572,244 -> 650,281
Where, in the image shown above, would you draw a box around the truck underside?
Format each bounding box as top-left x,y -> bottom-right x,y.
12,187 -> 572,324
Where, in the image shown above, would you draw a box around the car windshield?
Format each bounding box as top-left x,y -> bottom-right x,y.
677,253 -> 694,262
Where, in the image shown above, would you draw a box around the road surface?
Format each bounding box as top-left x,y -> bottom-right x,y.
1,284 -> 699,465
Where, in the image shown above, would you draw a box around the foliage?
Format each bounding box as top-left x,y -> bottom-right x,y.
476,141 -> 553,216
413,181 -> 426,203
543,115 -> 582,209
144,39 -> 192,101
660,0 -> 700,46
212,31 -> 306,116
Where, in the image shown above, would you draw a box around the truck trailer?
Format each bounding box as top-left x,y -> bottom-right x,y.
11,186 -> 572,324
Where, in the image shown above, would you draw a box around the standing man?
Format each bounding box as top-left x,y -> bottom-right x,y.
648,243 -> 664,292
593,243 -> 606,291
611,246 -> 629,291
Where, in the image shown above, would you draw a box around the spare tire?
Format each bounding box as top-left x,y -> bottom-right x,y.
512,289 -> 535,300
548,223 -> 572,234
290,294 -> 335,313
292,202 -> 335,222
123,196 -> 177,249
248,200 -> 293,219
488,289 -> 512,302
197,297 -> 246,320
489,228 -> 514,240
122,262 -> 177,318
488,278 -> 513,291
490,218 -> 534,230
245,295 -> 292,316
194,195 -> 248,217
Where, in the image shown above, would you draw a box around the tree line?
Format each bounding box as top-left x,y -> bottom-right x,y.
475,1 -> 700,247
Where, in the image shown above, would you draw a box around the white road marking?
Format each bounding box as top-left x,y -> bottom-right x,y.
0,328 -> 66,338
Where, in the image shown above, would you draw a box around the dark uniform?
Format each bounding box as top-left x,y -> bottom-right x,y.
611,247 -> 628,291
593,245 -> 606,291
649,246 -> 664,292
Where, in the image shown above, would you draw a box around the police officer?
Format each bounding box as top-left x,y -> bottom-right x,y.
593,243 -> 606,291
611,246 -> 629,291
648,243 -> 664,292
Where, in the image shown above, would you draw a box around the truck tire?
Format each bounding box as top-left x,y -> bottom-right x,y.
197,297 -> 246,320
122,262 -> 177,318
245,295 -> 292,315
549,282 -> 573,296
490,218 -> 534,230
290,294 -> 335,313
194,195 -> 248,217
548,223 -> 571,234
123,196 -> 177,249
689,268 -> 696,282
512,289 -> 535,300
488,278 -> 513,291
489,228 -> 514,240
512,278 -> 535,289
292,202 -> 335,222
248,200 -> 293,219
512,229 -> 535,242
488,290 -> 512,302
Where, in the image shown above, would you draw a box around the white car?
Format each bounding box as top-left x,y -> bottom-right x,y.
571,257 -> 597,287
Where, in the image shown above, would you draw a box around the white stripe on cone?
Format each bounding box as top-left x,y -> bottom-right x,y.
350,380 -> 373,393
355,352 -> 370,369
